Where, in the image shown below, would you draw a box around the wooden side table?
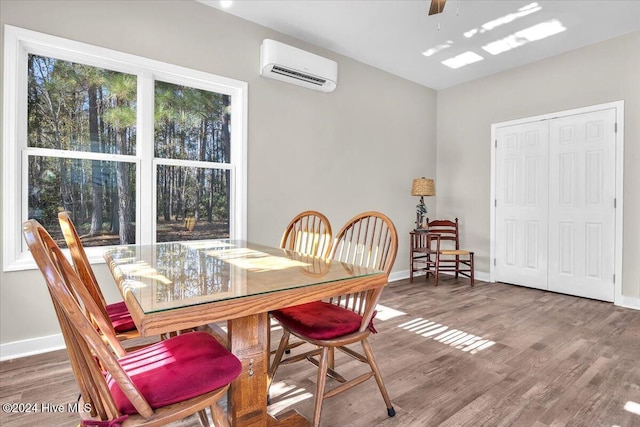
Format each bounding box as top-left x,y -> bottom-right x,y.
409,230 -> 440,283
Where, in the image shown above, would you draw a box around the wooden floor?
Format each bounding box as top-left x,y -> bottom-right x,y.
2,276 -> 640,426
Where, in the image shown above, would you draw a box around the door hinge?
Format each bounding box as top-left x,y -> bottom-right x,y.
615,122 -> 618,133
614,198 -> 617,208
613,274 -> 615,283
494,258 -> 497,266
495,199 -> 497,207
495,139 -> 497,148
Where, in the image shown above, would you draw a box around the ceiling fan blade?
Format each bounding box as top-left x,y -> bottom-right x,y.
428,0 -> 447,15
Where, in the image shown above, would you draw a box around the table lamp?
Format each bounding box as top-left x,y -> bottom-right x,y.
411,177 -> 435,229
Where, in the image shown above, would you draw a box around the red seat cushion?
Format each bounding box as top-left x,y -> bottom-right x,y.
106,301 -> 136,333
272,301 -> 363,341
106,331 -> 242,415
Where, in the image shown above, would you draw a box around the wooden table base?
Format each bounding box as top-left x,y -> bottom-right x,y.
228,313 -> 309,427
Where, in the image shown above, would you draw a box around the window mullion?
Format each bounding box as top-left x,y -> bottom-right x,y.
138,71 -> 155,245
23,147 -> 138,163
154,158 -> 233,170
232,85 -> 248,240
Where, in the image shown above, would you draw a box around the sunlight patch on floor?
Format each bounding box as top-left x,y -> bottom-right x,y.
268,381 -> 313,415
374,303 -> 407,321
624,400 -> 640,416
398,317 -> 495,354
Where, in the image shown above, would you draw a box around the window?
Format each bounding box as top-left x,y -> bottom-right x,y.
3,26 -> 247,271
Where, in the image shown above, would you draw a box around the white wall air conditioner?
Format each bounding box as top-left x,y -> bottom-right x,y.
260,39 -> 337,93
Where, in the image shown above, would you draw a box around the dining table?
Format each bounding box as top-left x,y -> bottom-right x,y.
104,239 -> 388,427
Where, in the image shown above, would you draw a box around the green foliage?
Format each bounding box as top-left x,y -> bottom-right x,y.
27,54 -> 232,245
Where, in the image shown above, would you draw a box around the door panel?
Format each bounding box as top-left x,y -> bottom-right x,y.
547,109 -> 616,301
495,122 -> 549,289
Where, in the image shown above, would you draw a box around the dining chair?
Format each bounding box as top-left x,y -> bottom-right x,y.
58,212 -> 139,341
269,211 -> 334,368
269,211 -> 398,426
280,210 -> 333,258
425,217 -> 475,286
23,219 -> 242,427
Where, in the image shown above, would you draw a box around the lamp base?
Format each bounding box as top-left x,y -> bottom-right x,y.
415,199 -> 427,230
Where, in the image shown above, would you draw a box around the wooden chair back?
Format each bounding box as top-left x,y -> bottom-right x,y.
23,220 -> 156,420
58,212 -> 113,329
426,218 -> 460,250
280,210 -> 333,258
329,211 -> 398,331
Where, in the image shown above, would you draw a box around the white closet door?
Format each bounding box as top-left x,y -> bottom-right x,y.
547,109 -> 616,301
495,121 -> 549,290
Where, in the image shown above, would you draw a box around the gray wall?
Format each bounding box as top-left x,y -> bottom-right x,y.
436,31 -> 640,300
0,0 -> 436,348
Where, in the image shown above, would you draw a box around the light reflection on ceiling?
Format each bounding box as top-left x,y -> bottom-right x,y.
422,40 -> 454,57
434,2 -> 567,69
482,19 -> 567,55
465,2 -> 542,38
442,51 -> 484,69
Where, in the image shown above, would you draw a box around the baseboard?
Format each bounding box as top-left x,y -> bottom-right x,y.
619,295 -> 640,310
390,269 -> 490,283
395,269 -> 638,312
0,333 -> 65,362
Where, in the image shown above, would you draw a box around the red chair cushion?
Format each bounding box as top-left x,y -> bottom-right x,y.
272,301 -> 363,341
106,301 -> 136,333
106,331 -> 242,415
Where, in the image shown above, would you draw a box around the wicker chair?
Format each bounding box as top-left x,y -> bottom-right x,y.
426,217 -> 475,286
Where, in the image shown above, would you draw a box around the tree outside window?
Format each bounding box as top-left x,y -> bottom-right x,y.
3,26 -> 247,270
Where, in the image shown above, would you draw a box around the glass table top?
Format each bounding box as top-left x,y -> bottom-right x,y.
104,240 -> 382,314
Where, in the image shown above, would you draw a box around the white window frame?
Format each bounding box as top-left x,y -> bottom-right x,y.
3,25 -> 248,271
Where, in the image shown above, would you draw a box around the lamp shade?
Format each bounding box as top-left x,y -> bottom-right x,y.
411,178 -> 435,196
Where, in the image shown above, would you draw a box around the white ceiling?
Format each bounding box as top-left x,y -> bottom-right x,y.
199,0 -> 640,90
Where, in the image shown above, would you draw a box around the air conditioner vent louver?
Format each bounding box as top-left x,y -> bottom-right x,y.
260,39 -> 337,93
271,65 -> 326,86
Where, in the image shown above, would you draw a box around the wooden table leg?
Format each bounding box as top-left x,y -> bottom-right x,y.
228,313 -> 309,427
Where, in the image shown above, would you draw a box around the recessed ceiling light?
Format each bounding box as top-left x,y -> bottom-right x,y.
220,0 -> 233,8
482,19 -> 567,55
441,51 -> 484,69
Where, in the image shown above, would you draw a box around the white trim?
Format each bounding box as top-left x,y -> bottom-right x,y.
139,70 -> 155,245
490,101 -> 625,306
389,269 -> 490,284
619,295 -> 640,311
3,25 -> 248,270
613,103 -> 625,307
2,25 -> 26,272
0,333 -> 65,362
235,83 -> 249,240
23,148 -> 138,163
